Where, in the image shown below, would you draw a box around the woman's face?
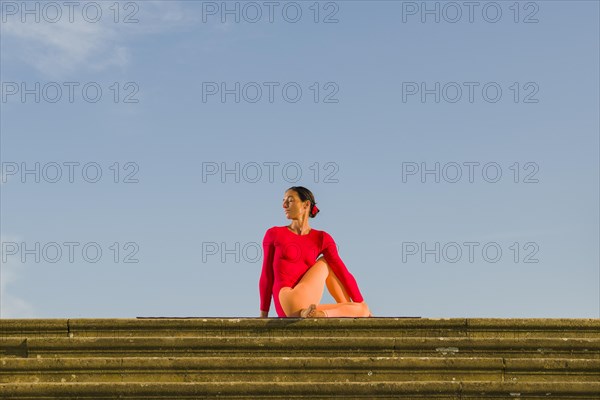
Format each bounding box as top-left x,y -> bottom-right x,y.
283,190 -> 309,219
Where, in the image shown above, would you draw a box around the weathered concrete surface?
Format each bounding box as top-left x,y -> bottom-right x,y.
2,356 -> 599,383
2,336 -> 598,358
2,381 -> 600,398
1,318 -> 598,399
3,317 -> 599,338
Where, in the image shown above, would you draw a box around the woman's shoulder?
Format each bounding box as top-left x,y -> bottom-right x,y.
311,227 -> 334,244
314,227 -> 330,236
312,227 -> 326,236
318,229 -> 340,247
263,226 -> 278,239
265,226 -> 288,236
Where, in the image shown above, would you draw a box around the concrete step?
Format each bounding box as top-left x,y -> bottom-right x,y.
2,318 -> 599,338
2,356 -> 598,383
2,336 -> 598,358
1,381 -> 599,399
2,318 -> 598,399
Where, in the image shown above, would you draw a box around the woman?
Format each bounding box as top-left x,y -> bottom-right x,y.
259,186 -> 372,318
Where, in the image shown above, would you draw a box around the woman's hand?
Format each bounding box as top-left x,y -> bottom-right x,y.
259,310 -> 268,318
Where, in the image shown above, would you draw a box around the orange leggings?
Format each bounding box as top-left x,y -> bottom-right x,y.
278,257 -> 371,317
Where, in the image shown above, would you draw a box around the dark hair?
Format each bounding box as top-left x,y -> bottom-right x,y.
287,186 -> 320,218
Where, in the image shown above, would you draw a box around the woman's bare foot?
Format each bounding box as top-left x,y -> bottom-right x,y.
300,304 -> 316,318
312,308 -> 328,317
300,304 -> 327,318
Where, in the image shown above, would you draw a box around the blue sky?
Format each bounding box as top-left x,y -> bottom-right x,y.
1,0 -> 598,318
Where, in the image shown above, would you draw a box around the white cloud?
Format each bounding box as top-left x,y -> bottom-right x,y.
0,1 -> 194,78
1,233 -> 36,318
2,18 -> 130,79
1,1 -> 232,79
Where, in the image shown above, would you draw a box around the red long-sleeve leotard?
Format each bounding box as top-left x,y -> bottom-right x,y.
259,226 -> 364,317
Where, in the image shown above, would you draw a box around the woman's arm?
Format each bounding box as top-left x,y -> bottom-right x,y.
258,228 -> 276,316
321,231 -> 365,303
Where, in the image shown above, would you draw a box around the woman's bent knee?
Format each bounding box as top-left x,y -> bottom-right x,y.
304,259 -> 329,283
315,256 -> 328,268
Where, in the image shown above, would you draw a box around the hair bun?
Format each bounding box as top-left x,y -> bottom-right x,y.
311,204 -> 320,217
